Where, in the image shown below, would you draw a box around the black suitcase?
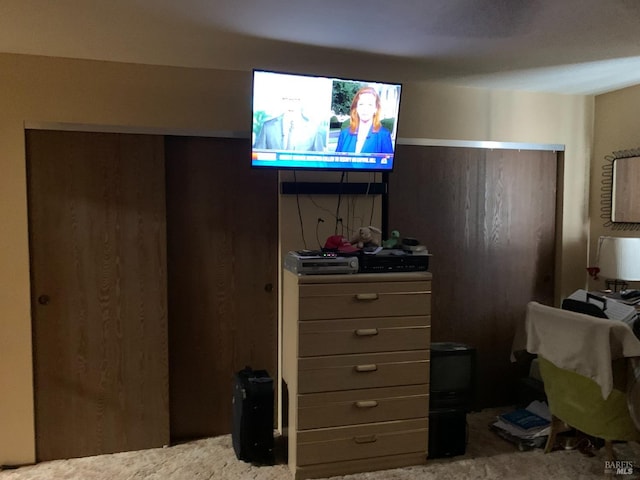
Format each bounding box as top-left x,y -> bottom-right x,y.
232,366 -> 274,464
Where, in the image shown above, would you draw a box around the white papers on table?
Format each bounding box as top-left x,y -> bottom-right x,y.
567,289 -> 637,326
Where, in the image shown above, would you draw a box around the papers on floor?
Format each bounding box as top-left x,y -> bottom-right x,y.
492,401 -> 551,440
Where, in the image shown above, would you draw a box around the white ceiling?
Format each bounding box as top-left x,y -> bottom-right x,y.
3,0 -> 640,95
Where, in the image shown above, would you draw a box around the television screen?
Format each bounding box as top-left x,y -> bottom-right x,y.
430,342 -> 476,410
251,69 -> 402,171
431,354 -> 473,394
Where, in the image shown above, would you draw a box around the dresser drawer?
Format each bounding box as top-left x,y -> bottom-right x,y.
298,351 -> 429,393
298,385 -> 429,429
299,317 -> 430,357
297,419 -> 428,466
298,281 -> 431,320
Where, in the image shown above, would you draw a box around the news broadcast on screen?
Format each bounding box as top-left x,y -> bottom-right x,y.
251,69 -> 402,172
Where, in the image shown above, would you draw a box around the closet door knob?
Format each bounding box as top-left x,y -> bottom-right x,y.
38,294 -> 51,305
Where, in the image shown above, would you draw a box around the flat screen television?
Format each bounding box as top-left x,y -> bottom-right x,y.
251,69 -> 402,171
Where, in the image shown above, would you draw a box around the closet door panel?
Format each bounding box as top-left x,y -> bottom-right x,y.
389,145 -> 556,407
27,130 -> 169,461
166,136 -> 278,439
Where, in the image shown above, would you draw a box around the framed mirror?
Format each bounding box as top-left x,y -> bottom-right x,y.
612,156 -> 640,222
601,148 -> 640,230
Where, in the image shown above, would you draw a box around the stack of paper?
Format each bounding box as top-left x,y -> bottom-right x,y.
492,401 -> 551,440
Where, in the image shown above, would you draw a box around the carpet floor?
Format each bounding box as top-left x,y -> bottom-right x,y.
2,408 -> 639,479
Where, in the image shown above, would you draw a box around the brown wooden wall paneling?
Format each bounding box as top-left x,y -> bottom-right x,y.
27,130 -> 169,461
165,136 -> 279,441
388,145 -> 557,408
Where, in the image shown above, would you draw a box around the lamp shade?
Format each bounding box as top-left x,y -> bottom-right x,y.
597,236 -> 640,281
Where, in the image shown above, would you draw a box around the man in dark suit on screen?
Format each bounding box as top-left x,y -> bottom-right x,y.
254,95 -> 326,151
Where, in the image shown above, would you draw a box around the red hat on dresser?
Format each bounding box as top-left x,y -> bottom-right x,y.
324,235 -> 359,253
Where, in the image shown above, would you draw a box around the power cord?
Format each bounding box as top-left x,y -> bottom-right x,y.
334,172 -> 345,234
315,217 -> 324,249
368,172 -> 376,226
293,170 -> 307,249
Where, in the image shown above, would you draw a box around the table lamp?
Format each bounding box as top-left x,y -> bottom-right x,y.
597,236 -> 640,292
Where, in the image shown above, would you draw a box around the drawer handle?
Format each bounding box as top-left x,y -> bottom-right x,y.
355,293 -> 379,301
355,364 -> 378,373
355,400 -> 378,408
354,435 -> 377,444
355,328 -> 379,337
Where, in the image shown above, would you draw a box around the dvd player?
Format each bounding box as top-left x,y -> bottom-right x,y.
358,250 -> 430,273
284,251 -> 359,275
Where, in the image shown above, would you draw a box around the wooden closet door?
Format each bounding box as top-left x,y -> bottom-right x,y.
165,136 -> 278,440
27,130 -> 169,461
388,145 -> 557,408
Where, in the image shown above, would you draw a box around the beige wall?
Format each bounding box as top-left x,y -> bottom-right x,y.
590,84 -> 640,291
0,52 -> 593,464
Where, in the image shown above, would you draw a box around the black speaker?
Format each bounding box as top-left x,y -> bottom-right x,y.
428,408 -> 468,458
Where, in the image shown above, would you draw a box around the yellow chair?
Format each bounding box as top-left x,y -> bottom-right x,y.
525,302 -> 640,460
537,357 -> 639,458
